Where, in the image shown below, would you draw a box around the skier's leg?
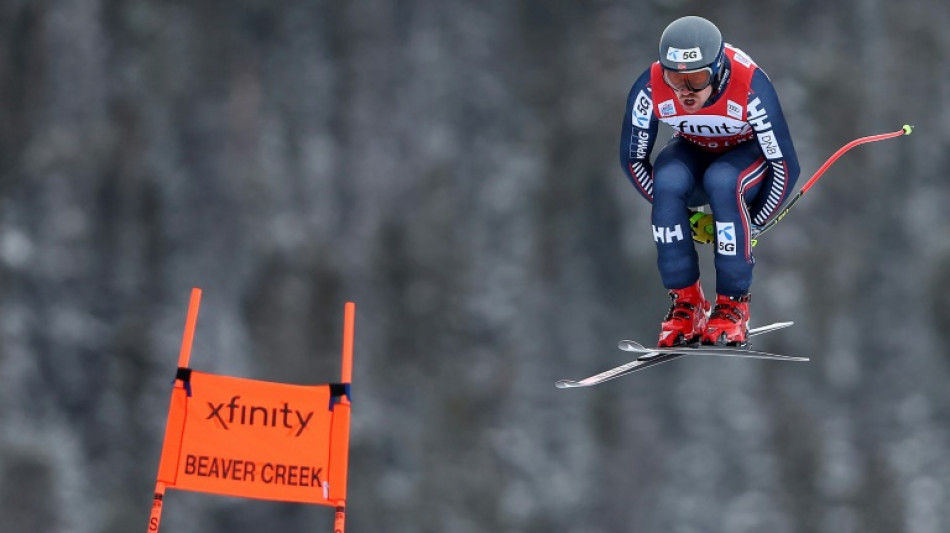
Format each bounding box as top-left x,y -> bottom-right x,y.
651,138 -> 711,290
702,144 -> 765,296
701,143 -> 765,345
652,138 -> 713,346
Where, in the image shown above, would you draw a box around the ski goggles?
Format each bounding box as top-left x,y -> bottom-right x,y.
662,67 -> 714,92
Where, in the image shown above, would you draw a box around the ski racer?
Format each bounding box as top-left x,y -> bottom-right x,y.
619,15 -> 800,347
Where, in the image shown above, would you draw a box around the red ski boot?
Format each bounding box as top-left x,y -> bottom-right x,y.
702,294 -> 751,346
658,280 -> 710,347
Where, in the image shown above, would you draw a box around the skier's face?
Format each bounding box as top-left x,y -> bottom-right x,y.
672,84 -> 713,114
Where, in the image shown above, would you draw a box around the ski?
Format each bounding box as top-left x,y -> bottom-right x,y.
555,352 -> 687,388
621,341 -> 807,362
556,321 -> 803,389
620,321 -> 799,361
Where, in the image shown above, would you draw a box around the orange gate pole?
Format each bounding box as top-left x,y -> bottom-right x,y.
147,288 -> 202,533
333,301 -> 355,533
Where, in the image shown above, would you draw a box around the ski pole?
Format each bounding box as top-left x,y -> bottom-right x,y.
752,125 -> 913,242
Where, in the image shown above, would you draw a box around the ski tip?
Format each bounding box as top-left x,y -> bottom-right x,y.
555,379 -> 581,389
618,339 -> 647,351
748,321 -> 795,336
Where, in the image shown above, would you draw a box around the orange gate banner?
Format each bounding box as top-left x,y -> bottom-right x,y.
147,289 -> 354,533
156,371 -> 351,505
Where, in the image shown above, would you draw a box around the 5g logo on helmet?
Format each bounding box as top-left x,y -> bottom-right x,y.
666,47 -> 703,63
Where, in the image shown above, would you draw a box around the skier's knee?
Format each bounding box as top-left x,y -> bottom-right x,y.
653,164 -> 695,197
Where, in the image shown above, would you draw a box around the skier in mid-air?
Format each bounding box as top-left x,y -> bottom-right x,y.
620,15 -> 800,347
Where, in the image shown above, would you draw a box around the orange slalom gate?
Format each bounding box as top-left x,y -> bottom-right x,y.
148,288 -> 354,532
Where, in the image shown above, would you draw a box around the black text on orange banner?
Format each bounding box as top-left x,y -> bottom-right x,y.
184,454 -> 326,488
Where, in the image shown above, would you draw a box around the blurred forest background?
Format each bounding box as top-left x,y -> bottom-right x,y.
1,0 -> 949,532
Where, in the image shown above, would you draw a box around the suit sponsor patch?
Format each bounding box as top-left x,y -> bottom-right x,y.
727,100 -> 743,120
716,222 -> 737,256
658,99 -> 676,117
632,90 -> 652,128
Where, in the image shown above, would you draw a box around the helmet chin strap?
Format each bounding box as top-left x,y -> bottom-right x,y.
708,46 -> 727,94
712,65 -> 730,95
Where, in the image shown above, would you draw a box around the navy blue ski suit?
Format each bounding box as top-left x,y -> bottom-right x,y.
620,44 -> 800,297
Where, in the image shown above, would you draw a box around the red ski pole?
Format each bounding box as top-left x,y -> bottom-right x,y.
754,124 -> 913,240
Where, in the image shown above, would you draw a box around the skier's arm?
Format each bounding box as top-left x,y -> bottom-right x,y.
745,69 -> 800,226
619,69 -> 659,203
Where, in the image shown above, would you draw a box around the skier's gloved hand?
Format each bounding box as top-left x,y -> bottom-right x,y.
750,224 -> 764,239
689,210 -> 715,244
